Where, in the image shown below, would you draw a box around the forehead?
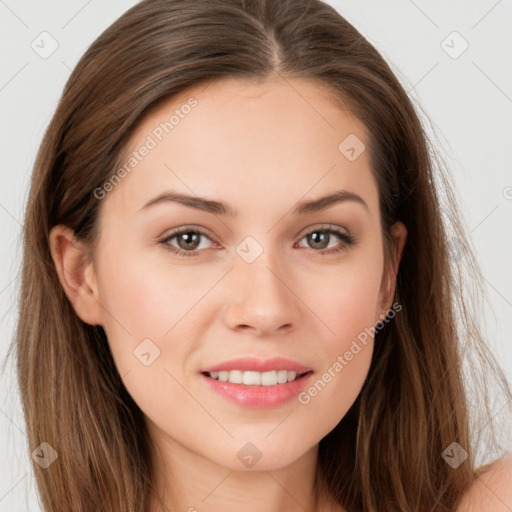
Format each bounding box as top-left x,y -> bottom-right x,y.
104,75 -> 378,220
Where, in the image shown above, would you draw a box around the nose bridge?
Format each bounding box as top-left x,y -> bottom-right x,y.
222,239 -> 300,334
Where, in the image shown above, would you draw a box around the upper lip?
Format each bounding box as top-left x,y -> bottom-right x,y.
200,357 -> 313,374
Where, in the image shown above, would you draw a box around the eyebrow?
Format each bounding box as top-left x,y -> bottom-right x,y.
138,189 -> 369,216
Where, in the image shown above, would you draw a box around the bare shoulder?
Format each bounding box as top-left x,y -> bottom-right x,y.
457,454 -> 512,512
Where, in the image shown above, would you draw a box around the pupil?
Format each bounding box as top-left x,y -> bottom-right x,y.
308,232 -> 328,249
179,232 -> 200,250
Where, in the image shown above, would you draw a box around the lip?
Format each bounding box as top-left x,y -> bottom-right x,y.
200,357 -> 312,374
199,357 -> 314,409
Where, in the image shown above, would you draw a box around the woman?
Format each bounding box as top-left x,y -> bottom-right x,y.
10,0 -> 512,510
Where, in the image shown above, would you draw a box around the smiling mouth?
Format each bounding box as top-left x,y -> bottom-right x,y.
202,369 -> 313,386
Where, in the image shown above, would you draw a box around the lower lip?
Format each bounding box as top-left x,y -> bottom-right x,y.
200,372 -> 314,408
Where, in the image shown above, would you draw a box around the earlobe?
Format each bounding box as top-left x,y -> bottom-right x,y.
49,224 -> 103,326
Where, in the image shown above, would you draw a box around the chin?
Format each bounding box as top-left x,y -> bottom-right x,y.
209,436 -> 318,472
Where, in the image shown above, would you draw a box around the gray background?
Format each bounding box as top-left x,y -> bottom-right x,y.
1,0 -> 511,510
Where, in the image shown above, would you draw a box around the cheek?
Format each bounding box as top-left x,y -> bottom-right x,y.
294,257 -> 382,419
304,256 -> 383,345
94,246 -> 211,405
94,248 -> 180,373
94,260 -> 196,426
296,338 -> 373,448
96,243 -> 208,337
296,283 -> 379,440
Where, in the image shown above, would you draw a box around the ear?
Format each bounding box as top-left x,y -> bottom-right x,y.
377,221 -> 407,318
49,224 -> 103,326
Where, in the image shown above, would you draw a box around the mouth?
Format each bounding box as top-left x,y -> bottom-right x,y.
201,369 -> 313,386
199,357 -> 314,407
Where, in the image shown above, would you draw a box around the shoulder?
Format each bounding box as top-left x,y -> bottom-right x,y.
457,454 -> 512,511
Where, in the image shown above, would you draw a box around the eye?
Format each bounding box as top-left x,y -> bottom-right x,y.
159,228 -> 216,257
296,225 -> 356,255
158,224 -> 356,257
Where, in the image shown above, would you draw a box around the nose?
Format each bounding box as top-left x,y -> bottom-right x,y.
222,253 -> 302,337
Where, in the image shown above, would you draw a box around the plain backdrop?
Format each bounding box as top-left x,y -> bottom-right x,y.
1,1 -> 511,510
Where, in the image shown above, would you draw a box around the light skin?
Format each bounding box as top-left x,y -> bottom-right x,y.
50,75 -> 408,512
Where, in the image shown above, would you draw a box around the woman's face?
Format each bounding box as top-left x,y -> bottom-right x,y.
81,76 -> 405,471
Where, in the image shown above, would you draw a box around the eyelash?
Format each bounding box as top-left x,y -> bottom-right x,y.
158,225 -> 357,258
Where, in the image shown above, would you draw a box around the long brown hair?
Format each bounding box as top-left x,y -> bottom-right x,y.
5,0 -> 511,510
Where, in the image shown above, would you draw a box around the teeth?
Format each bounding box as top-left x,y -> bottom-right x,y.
243,371 -> 261,385
228,370 -> 243,383
207,369 -> 302,385
277,369 -> 288,383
